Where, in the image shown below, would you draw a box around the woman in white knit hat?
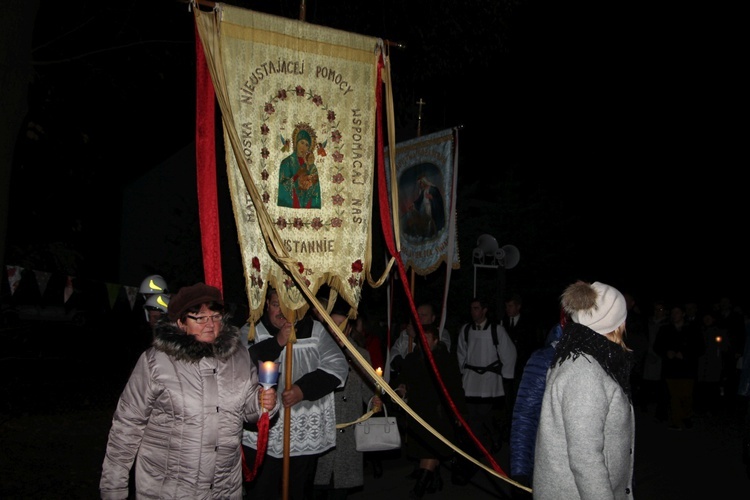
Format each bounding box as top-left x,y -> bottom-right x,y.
533,281 -> 635,499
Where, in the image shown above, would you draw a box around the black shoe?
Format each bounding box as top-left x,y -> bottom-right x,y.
409,469 -> 434,499
425,467 -> 443,493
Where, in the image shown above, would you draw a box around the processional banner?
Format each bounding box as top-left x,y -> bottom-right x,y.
386,128 -> 460,275
194,5 -> 381,323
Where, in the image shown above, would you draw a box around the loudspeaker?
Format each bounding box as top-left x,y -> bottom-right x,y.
500,245 -> 520,269
476,234 -> 499,255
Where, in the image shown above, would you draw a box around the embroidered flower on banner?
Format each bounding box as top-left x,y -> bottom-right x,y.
249,256 -> 264,301
348,259 -> 363,288
283,262 -> 311,290
250,274 -> 264,290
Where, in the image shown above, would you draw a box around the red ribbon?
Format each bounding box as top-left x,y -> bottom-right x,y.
242,411 -> 270,482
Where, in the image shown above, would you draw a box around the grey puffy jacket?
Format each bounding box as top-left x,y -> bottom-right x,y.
100,321 -> 277,499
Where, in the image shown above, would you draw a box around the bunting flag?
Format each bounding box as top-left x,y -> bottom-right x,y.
63,276 -> 74,303
3,265 -> 140,312
386,128 -> 460,275
194,5 -> 381,323
6,265 -> 23,295
124,286 -> 139,310
34,270 -> 51,297
106,283 -> 121,309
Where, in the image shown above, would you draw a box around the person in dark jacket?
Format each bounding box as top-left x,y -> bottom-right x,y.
509,316 -> 565,496
654,304 -> 705,430
100,283 -> 278,500
395,324 -> 467,499
313,300 -> 381,499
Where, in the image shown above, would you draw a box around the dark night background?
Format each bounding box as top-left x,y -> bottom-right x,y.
1,1 -> 746,327
1,3 -> 749,498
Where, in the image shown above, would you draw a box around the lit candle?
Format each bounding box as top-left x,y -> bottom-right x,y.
259,361 -> 280,388
375,367 -> 384,396
373,367 -> 384,412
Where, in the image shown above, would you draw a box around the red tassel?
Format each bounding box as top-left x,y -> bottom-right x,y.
242,412 -> 270,482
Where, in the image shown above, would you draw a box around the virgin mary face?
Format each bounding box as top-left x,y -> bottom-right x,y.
296,138 -> 310,157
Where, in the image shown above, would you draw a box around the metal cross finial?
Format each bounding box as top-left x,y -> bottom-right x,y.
416,98 -> 426,137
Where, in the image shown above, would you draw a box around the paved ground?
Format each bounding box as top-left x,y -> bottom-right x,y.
349,406 -> 750,499
2,321 -> 749,498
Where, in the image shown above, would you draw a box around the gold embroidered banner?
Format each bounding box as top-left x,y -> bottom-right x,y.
195,5 -> 380,323
386,128 -> 460,275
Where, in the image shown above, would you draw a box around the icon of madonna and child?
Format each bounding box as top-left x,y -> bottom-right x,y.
277,123 -> 322,209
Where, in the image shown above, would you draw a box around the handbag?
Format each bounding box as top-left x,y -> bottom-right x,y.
355,400 -> 402,452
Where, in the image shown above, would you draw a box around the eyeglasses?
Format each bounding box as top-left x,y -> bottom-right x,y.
186,313 -> 223,324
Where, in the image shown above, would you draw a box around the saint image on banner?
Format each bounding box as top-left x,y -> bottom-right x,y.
400,165 -> 446,239
278,123 -> 321,209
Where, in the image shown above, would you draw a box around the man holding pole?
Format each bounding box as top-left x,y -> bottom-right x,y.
243,288 -> 349,499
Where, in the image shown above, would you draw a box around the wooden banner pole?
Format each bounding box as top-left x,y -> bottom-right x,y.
281,337 -> 294,500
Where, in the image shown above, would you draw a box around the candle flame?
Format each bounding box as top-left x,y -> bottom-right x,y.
259,361 -> 279,386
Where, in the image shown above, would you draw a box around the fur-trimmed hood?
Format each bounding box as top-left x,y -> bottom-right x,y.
152,318 -> 242,363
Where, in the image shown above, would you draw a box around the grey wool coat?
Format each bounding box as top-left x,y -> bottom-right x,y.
100,321 -> 278,500
533,355 -> 635,500
314,345 -> 375,489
